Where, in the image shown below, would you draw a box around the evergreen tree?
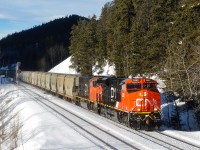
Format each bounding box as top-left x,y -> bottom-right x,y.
144,0 -> 179,72
69,19 -> 87,73
83,15 -> 98,75
95,2 -> 113,70
129,0 -> 152,75
107,0 -> 136,77
69,16 -> 97,75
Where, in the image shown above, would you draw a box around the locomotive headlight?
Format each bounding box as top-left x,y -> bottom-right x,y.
144,92 -> 147,96
154,108 -> 158,111
137,108 -> 141,111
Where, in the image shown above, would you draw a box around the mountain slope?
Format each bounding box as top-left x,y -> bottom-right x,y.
0,15 -> 86,71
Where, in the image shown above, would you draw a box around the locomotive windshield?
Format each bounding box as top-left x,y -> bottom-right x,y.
143,83 -> 159,92
126,83 -> 141,92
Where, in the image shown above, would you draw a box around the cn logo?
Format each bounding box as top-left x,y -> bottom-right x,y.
136,98 -> 152,106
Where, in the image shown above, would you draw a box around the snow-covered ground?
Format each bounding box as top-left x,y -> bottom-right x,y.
0,56 -> 199,149
1,82 -> 200,150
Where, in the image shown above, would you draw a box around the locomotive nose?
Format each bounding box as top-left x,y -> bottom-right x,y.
135,90 -> 158,112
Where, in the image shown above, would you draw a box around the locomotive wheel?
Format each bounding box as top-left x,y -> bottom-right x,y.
117,112 -> 130,127
75,100 -> 80,106
117,111 -> 124,123
90,103 -> 94,110
97,105 -> 101,115
93,102 -> 98,112
133,116 -> 142,130
86,102 -> 94,110
101,107 -> 107,117
126,120 -> 131,127
87,102 -> 91,110
136,120 -> 141,130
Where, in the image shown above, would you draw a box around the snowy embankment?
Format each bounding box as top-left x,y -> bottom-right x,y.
1,82 -> 200,149
1,82 -> 103,150
151,75 -> 200,147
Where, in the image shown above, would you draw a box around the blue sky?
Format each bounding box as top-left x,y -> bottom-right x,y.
0,0 -> 112,40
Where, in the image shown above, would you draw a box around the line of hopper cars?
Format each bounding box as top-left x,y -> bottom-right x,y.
20,71 -> 161,130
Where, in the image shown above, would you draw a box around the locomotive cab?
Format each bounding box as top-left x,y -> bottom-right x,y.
117,77 -> 161,129
119,77 -> 160,112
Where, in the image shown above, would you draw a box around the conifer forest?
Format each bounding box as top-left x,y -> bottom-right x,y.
69,0 -> 200,119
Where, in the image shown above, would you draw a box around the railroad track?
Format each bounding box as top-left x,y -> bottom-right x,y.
109,115 -> 200,150
155,130 -> 200,149
139,130 -> 200,150
20,83 -> 141,150
18,83 -> 200,150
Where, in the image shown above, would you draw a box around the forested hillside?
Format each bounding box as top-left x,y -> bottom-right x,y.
0,15 -> 86,71
69,0 -> 200,119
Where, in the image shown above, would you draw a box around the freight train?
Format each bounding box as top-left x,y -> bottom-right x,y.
20,71 -> 161,130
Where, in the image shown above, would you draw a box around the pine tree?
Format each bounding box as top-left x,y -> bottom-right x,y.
106,0 -> 136,77
143,0 -> 179,72
69,19 -> 87,73
129,0 -> 152,75
95,2 -> 113,70
83,15 -> 98,75
69,16 -> 97,75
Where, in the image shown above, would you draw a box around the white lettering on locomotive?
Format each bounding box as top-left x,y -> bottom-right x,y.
136,98 -> 153,106
111,87 -> 116,101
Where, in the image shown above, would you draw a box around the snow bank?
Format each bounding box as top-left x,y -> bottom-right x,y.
48,57 -> 77,74
49,56 -> 115,76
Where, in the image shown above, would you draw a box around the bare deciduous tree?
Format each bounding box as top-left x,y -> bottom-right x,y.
0,98 -> 22,150
165,39 -> 200,102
